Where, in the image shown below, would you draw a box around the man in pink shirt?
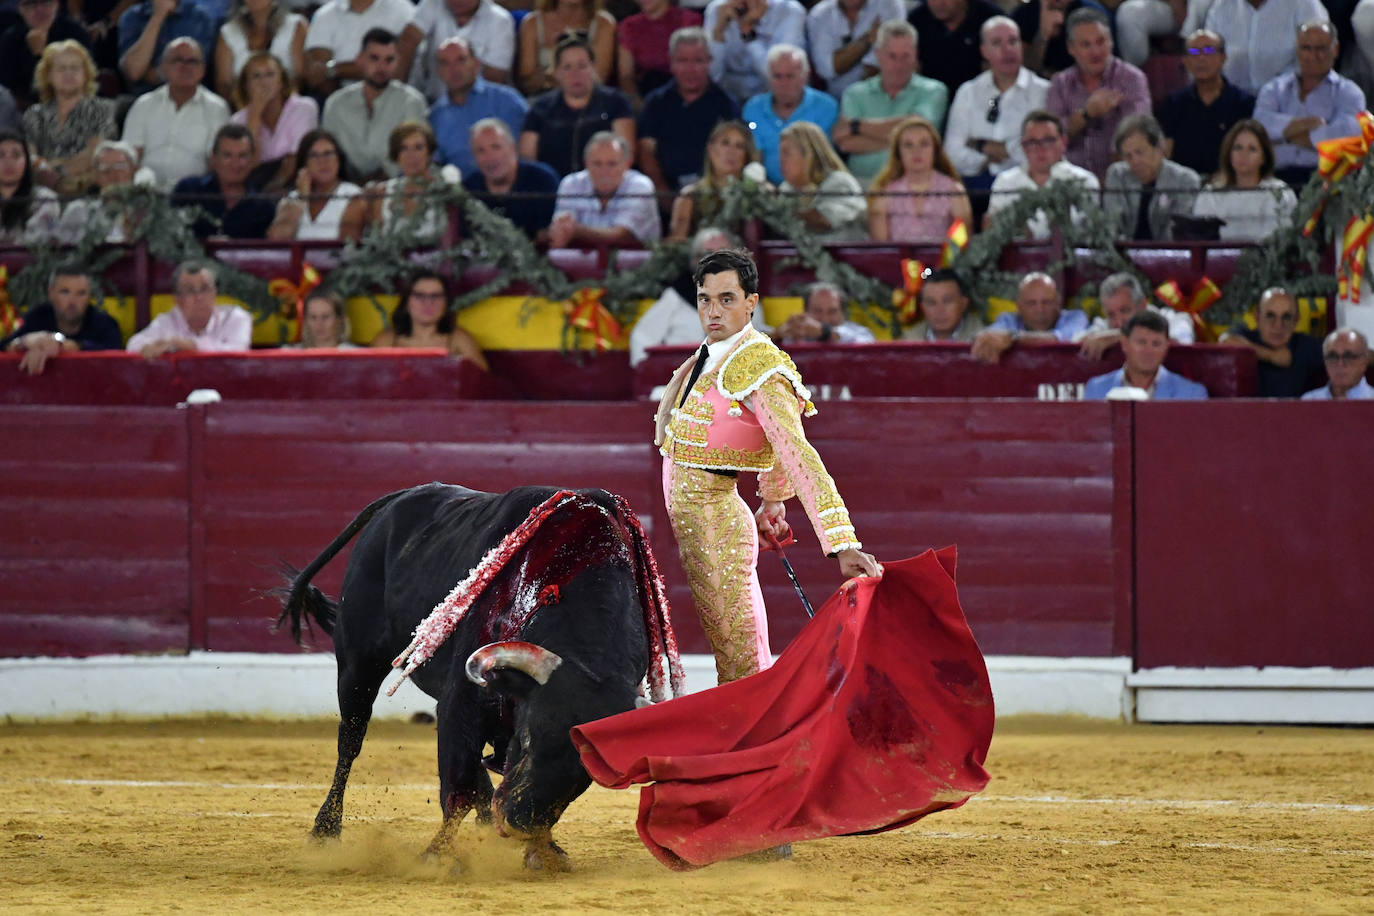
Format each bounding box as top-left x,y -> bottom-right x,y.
126,260 -> 253,357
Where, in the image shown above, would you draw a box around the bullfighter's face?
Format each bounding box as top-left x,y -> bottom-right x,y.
696,270 -> 757,343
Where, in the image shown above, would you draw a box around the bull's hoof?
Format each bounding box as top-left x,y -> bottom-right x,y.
308,824 -> 342,843
523,840 -> 572,873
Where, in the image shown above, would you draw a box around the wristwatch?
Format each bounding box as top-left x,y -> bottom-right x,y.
51,332 -> 67,345
325,58 -> 339,79
849,117 -> 861,136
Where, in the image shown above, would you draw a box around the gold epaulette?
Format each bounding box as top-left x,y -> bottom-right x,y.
717,335 -> 818,417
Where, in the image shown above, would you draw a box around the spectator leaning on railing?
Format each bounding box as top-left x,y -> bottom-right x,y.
1,262 -> 122,376
1218,286 -> 1325,398
971,270 -> 1088,363
126,260 -> 254,357
1077,270 -> 1194,361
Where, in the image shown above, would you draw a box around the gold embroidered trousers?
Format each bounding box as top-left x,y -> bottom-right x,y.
662,458 -> 771,684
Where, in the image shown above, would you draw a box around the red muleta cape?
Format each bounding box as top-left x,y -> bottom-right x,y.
570,547 -> 994,869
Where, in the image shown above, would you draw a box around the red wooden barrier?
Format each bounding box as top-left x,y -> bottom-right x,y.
1133,402 -> 1374,669
636,342 -> 1259,399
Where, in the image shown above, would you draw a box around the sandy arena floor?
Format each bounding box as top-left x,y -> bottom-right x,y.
2,716 -> 1372,914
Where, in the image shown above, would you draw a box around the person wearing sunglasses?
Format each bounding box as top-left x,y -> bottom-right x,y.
1302,328 -> 1373,400
944,16 -> 1048,222
1157,29 -> 1255,177
1219,286 -> 1326,397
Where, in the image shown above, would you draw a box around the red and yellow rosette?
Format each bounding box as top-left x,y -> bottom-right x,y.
938,219 -> 968,268
1338,212 -> 1374,301
1304,110 -> 1374,237
1155,276 -> 1222,342
891,258 -> 926,326
268,263 -> 322,343
565,286 -> 621,351
0,264 -> 18,337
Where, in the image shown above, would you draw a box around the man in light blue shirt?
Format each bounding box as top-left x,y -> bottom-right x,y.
1302,328 -> 1374,399
1253,21 -> 1366,182
1083,310 -> 1209,399
742,44 -> 838,183
971,271 -> 1088,362
428,36 -> 527,177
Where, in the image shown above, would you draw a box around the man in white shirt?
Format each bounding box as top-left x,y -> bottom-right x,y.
126,260 -> 253,357
304,0 -> 418,94
1302,328 -> 1374,399
400,0 -> 515,101
1077,271 -> 1195,360
121,37 -> 230,191
321,27 -> 428,181
805,0 -> 904,99
1203,0 -> 1329,93
550,132 -> 663,248
703,0 -> 807,103
945,15 -> 1050,216
984,108 -> 1099,239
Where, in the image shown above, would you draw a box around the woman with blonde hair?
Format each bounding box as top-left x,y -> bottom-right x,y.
667,119 -> 763,240
213,0 -> 307,100
777,121 -> 867,243
1190,118 -> 1297,242
230,52 -> 318,193
518,0 -> 617,95
23,40 -> 115,195
868,116 -> 972,242
294,290 -> 358,349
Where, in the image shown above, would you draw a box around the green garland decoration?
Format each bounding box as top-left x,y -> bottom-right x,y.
9,186 -> 277,321
21,156 -> 1363,348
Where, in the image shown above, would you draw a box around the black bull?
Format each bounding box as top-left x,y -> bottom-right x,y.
276,483 -> 681,871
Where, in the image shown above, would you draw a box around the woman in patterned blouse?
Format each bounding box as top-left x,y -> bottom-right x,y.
23,40 -> 116,196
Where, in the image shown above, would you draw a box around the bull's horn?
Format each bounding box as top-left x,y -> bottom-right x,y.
635,695 -> 653,709
466,641 -> 563,687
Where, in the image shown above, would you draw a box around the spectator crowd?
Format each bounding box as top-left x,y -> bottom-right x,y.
0,0 -> 1370,400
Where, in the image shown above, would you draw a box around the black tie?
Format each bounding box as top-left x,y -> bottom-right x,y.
678,345 -> 709,408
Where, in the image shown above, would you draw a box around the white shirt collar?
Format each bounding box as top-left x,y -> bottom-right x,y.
702,324 -> 753,372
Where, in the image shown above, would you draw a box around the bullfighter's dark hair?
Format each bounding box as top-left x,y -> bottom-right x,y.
920,267 -> 967,299
694,248 -> 759,298
1123,309 -> 1170,338
392,270 -> 454,336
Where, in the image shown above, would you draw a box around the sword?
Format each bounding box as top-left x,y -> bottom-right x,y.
763,531 -> 815,619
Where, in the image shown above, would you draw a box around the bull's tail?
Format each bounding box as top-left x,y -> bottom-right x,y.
614,495 -> 686,701
272,488 -> 411,646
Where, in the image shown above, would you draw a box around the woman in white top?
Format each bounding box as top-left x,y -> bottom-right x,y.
1191,118 -> 1297,243
214,0 -> 307,100
268,129 -> 363,240
0,130 -> 60,244
777,121 -> 868,244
